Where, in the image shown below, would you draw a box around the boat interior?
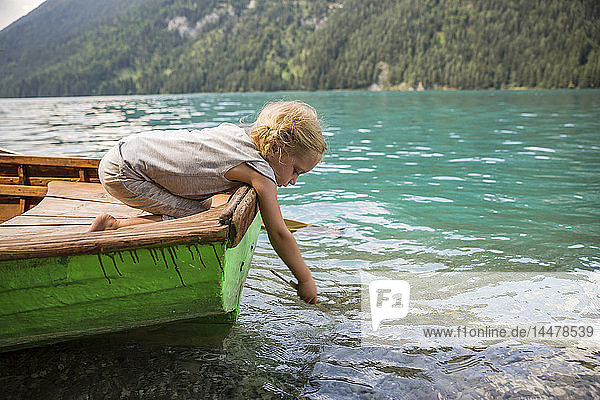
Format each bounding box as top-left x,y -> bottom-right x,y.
0,151 -> 257,261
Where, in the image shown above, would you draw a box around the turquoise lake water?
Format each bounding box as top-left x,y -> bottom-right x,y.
0,90 -> 599,398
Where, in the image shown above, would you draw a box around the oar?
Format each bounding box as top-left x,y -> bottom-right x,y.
262,218 -> 341,233
271,218 -> 310,232
262,218 -> 308,232
0,147 -> 22,155
269,269 -> 334,319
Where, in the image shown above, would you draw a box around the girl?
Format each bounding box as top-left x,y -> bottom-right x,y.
88,101 -> 326,304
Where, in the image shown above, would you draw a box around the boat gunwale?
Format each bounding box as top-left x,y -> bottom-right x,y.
0,154 -> 101,168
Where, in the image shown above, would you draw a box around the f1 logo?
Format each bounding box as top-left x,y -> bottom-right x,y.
369,280 -> 410,331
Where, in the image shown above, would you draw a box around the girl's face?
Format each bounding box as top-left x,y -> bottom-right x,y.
267,149 -> 321,187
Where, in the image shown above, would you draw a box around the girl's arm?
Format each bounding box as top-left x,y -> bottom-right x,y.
225,164 -> 318,304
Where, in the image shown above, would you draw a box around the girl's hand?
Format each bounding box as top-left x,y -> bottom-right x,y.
297,279 -> 318,304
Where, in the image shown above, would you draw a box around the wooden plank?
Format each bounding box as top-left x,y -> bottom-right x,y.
0,224 -> 93,237
19,198 -> 26,214
0,176 -> 19,185
0,176 -> 18,185
0,164 -> 17,177
4,214 -> 130,226
44,181 -> 120,203
17,165 -> 28,213
78,169 -> 88,182
0,176 -> 100,185
0,184 -> 47,197
25,165 -> 99,179
0,202 -> 21,223
5,198 -> 146,219
0,155 -> 101,168
17,165 -> 28,184
31,176 -> 100,185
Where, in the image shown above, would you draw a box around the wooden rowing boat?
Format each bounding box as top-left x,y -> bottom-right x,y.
0,152 -> 261,352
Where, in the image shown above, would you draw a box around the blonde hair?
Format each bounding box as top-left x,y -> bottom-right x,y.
248,101 -> 327,160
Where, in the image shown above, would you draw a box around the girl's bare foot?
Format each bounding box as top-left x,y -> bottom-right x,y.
88,214 -> 120,232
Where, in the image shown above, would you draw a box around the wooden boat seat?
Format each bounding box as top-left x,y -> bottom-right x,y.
0,181 -> 255,261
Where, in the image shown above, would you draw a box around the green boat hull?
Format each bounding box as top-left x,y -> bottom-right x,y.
0,213 -> 261,352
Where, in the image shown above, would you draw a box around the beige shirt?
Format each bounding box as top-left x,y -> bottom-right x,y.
117,123 -> 276,199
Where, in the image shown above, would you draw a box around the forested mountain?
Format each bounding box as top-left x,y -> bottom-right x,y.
1,0 -> 598,97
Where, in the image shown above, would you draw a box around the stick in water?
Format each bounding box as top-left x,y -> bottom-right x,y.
269,269 -> 334,318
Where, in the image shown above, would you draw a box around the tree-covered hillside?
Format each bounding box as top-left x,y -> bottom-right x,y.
0,0 -> 598,97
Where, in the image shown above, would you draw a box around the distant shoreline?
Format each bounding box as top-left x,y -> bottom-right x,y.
2,87 -> 600,101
